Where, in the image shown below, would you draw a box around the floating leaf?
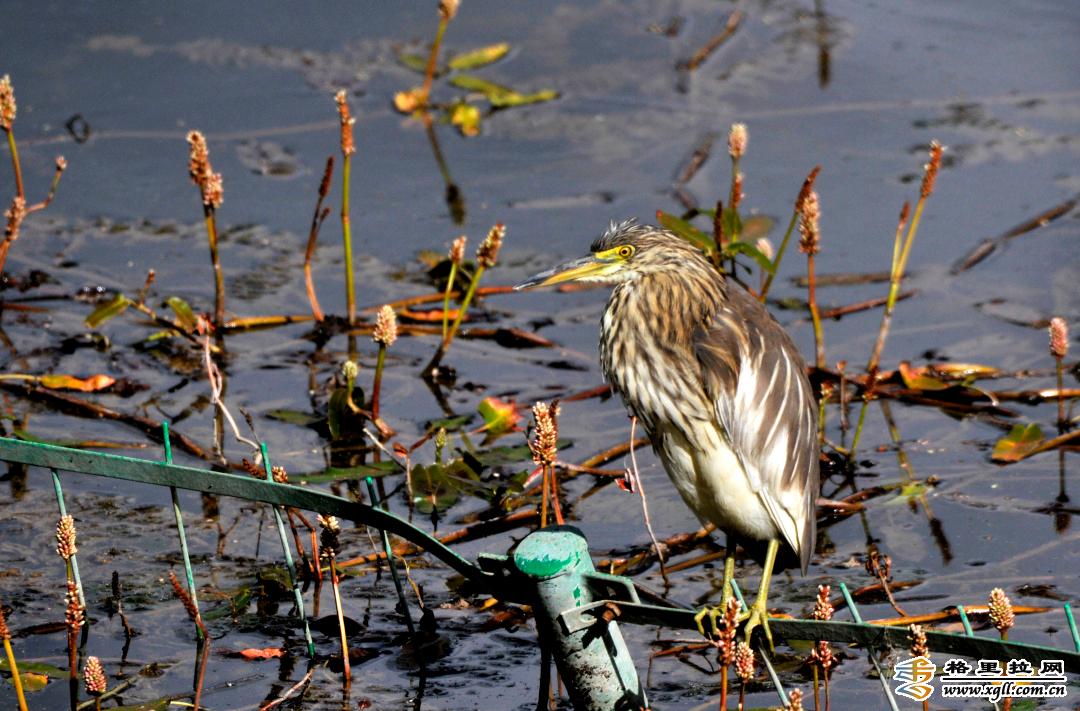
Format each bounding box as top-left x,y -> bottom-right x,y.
449,74 -> 558,107
472,439 -> 571,468
85,293 -> 132,328
38,373 -> 116,392
165,296 -> 198,332
0,659 -> 66,676
927,363 -> 1001,380
397,53 -> 430,74
991,423 -> 1044,463
399,307 -> 462,322
298,461 -> 399,484
411,459 -> 483,514
656,210 -> 715,253
425,414 -> 472,432
238,647 -> 284,660
477,396 -> 521,437
449,102 -> 481,136
266,409 -> 324,427
899,362 -> 950,391
18,671 -> 49,691
394,87 -> 426,114
448,43 -> 510,70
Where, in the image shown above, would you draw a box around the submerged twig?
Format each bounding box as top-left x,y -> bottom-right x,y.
950,194 -> 1077,275
677,10 -> 742,72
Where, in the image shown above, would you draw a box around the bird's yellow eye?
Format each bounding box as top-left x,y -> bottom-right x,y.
616,245 -> 634,259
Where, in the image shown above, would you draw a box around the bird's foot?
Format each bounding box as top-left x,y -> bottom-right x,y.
739,598 -> 774,653
693,605 -> 724,640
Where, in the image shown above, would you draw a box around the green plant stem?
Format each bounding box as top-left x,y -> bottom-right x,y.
813,665 -> 820,711
371,344 -> 387,421
848,392 -> 872,456
5,129 -> 23,199
421,16 -> 450,103
203,210 -> 225,328
341,153 -> 356,326
3,637 -> 29,711
423,264 -> 485,374
806,252 -> 825,369
441,261 -> 459,340
759,209 -> 799,301
1056,359 -> 1065,428
867,201 -> 916,373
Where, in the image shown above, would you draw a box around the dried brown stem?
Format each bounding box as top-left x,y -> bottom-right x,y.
304,156 -> 334,322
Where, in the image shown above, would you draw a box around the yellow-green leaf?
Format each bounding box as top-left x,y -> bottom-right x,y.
899,361 -> 950,391
397,52 -> 429,74
448,43 -> 510,71
656,210 -> 715,254
449,74 -> 558,107
477,396 -> 521,437
991,423 -> 1044,463
166,296 -> 197,332
724,240 -> 775,274
85,293 -> 132,329
19,671 -> 50,691
449,102 -> 481,136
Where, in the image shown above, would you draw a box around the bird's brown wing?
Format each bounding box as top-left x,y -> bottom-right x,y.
692,283 -> 819,573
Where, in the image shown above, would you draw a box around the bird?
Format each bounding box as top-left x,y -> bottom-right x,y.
516,220 -> 819,647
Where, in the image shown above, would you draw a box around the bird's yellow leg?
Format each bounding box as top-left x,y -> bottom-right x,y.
740,538 -> 778,652
693,547 -> 738,638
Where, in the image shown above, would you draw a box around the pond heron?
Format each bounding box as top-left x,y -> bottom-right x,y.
517,221 -> 819,647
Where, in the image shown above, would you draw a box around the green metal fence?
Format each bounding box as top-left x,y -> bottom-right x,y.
2,433 -> 1078,710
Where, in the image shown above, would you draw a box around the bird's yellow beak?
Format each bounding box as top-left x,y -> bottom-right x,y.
514,254 -> 617,289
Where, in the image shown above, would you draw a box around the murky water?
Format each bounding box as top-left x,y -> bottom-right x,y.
1,1 -> 1078,709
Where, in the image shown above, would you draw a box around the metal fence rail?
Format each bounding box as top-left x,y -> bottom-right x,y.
2,434 -> 1078,710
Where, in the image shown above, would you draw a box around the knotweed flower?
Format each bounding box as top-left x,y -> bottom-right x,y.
909,623 -> 928,658
798,191 -> 821,255
476,223 -> 505,268
529,401 -> 560,468
0,75 -> 15,131
1049,317 -> 1068,359
84,656 -> 107,696
987,587 -> 1014,636
727,123 -> 747,160
373,305 -> 398,347
56,515 -> 78,561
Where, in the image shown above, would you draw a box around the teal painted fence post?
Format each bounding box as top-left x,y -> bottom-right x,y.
513,526 -> 647,711
50,469 -> 85,608
260,443 -> 315,657
162,422 -> 203,640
